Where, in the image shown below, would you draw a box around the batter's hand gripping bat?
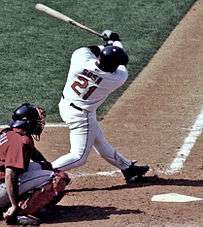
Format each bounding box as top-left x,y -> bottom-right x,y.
35,3 -> 103,38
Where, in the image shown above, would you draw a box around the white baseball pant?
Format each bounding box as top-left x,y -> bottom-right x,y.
52,98 -> 131,171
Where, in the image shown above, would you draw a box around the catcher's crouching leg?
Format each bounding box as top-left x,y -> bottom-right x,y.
18,171 -> 70,216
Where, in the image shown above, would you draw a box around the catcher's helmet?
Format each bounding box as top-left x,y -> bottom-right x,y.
9,103 -> 46,138
98,46 -> 129,72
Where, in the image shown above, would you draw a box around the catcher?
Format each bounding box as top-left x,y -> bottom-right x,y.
0,103 -> 70,225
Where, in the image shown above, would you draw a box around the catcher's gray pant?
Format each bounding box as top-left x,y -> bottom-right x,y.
52,100 -> 131,171
0,162 -> 54,208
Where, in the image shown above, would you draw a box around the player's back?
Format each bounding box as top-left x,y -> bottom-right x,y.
63,50 -> 128,112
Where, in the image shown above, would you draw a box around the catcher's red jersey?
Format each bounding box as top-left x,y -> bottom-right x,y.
0,129 -> 35,180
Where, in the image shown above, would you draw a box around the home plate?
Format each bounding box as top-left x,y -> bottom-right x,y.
151,193 -> 202,202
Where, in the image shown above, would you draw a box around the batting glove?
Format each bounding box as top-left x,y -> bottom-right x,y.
101,30 -> 120,42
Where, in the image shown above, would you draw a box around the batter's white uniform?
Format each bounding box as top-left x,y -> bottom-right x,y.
52,41 -> 131,171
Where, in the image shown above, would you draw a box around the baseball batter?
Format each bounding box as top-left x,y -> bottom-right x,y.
52,30 -> 149,183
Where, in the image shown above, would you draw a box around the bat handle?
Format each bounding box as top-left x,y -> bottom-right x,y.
68,20 -> 103,38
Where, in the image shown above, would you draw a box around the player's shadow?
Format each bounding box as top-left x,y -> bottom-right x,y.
39,205 -> 144,224
65,175 -> 203,192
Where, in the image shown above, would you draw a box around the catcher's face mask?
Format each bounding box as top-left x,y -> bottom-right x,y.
34,106 -> 46,140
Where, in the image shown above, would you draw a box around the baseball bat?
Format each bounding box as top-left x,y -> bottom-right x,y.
35,3 -> 103,38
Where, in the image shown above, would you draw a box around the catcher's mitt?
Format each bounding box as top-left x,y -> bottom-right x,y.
18,171 -> 70,216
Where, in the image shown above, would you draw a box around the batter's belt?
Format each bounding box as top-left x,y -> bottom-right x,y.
62,94 -> 83,112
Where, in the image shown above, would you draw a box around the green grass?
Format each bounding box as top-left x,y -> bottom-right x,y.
0,0 -> 196,124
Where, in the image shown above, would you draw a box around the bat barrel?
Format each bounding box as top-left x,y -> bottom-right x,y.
35,3 -> 103,38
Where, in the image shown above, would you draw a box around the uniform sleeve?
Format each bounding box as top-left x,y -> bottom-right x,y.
5,141 -> 25,170
71,47 -> 96,67
67,47 -> 97,77
118,65 -> 128,80
5,137 -> 32,170
113,66 -> 128,88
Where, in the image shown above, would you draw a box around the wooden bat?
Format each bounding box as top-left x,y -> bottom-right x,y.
35,3 -> 103,38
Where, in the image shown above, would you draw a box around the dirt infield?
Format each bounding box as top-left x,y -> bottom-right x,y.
1,1 -> 203,226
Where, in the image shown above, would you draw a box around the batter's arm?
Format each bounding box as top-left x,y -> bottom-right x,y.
69,47 -> 97,74
88,46 -> 101,57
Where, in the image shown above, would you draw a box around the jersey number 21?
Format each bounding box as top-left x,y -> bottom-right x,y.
71,76 -> 103,100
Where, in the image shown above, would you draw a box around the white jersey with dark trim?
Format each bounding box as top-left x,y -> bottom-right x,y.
52,41 -> 134,172
62,44 -> 128,112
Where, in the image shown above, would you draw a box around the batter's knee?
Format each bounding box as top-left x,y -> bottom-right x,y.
73,153 -> 88,167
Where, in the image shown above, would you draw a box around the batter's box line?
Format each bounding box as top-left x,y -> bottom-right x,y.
69,168 -> 154,179
69,170 -> 121,178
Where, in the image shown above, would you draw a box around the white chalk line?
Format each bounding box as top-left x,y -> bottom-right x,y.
0,123 -> 69,128
69,170 -> 121,178
164,108 -> 203,175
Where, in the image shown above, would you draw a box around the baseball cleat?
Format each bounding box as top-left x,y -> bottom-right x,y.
122,162 -> 150,184
15,215 -> 40,226
5,214 -> 40,226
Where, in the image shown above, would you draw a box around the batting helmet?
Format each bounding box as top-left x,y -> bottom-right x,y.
9,103 -> 46,138
98,46 -> 129,72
